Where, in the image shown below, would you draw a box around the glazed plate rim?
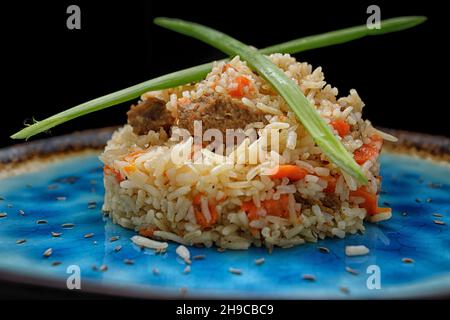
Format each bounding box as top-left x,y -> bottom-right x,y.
0,127 -> 449,299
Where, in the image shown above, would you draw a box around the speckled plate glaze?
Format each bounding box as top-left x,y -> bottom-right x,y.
0,128 -> 449,299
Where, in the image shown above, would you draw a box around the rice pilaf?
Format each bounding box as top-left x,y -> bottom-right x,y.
100,54 -> 393,249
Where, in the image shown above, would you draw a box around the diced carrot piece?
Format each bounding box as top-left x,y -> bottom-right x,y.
268,165 -> 307,181
353,144 -> 378,165
262,195 -> 290,218
241,201 -> 259,221
228,76 -> 251,98
242,195 -> 290,220
330,119 -> 350,137
353,135 -> 383,165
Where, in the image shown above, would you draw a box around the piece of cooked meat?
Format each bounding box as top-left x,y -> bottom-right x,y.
127,96 -> 174,135
176,94 -> 267,136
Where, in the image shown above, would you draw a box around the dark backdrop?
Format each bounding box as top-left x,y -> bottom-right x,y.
1,1 -> 447,148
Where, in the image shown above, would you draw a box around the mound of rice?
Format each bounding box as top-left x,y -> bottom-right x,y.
100,54 -> 394,250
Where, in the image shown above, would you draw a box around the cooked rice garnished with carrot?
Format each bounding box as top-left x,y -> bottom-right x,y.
100,54 -> 394,250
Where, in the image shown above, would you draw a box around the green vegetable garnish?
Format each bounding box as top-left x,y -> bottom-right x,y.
10,16 -> 425,140
154,17 -> 369,183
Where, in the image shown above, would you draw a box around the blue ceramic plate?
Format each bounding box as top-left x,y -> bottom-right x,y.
0,128 -> 449,299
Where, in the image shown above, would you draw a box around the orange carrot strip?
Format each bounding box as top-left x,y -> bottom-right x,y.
195,210 -> 209,228
193,194 -> 218,227
350,186 -> 389,215
193,193 -> 203,205
322,175 -> 337,193
103,165 -> 124,183
268,165 -> 307,181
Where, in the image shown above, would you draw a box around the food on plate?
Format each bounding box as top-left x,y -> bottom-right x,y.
10,17 -> 426,249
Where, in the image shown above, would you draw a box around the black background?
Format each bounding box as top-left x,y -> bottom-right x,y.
1,0 -> 447,148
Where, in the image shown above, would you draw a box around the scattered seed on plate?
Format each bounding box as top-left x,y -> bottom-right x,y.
152,267 -> 160,275
36,220 -> 48,224
100,264 -> 108,272
84,233 -> 94,239
229,267 -> 242,275
43,248 -> 53,257
51,232 -> 62,237
114,245 -> 122,252
56,196 -> 67,201
318,246 -> 330,254
52,261 -> 62,267
345,266 -> 359,275
0,213 -> 7,218
62,223 -> 75,228
434,220 -> 446,225
302,274 -> 316,281
18,209 -> 25,216
433,213 -> 443,218
16,239 -> 26,244
339,286 -> 350,294
192,255 -> 206,260
183,265 -> 191,274
124,259 -> 134,265
254,258 -> 265,265
109,236 -> 120,242
402,258 -> 415,264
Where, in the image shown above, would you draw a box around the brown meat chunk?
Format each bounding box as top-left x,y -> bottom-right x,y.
176,94 -> 267,136
127,97 -> 174,135
321,194 -> 341,211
